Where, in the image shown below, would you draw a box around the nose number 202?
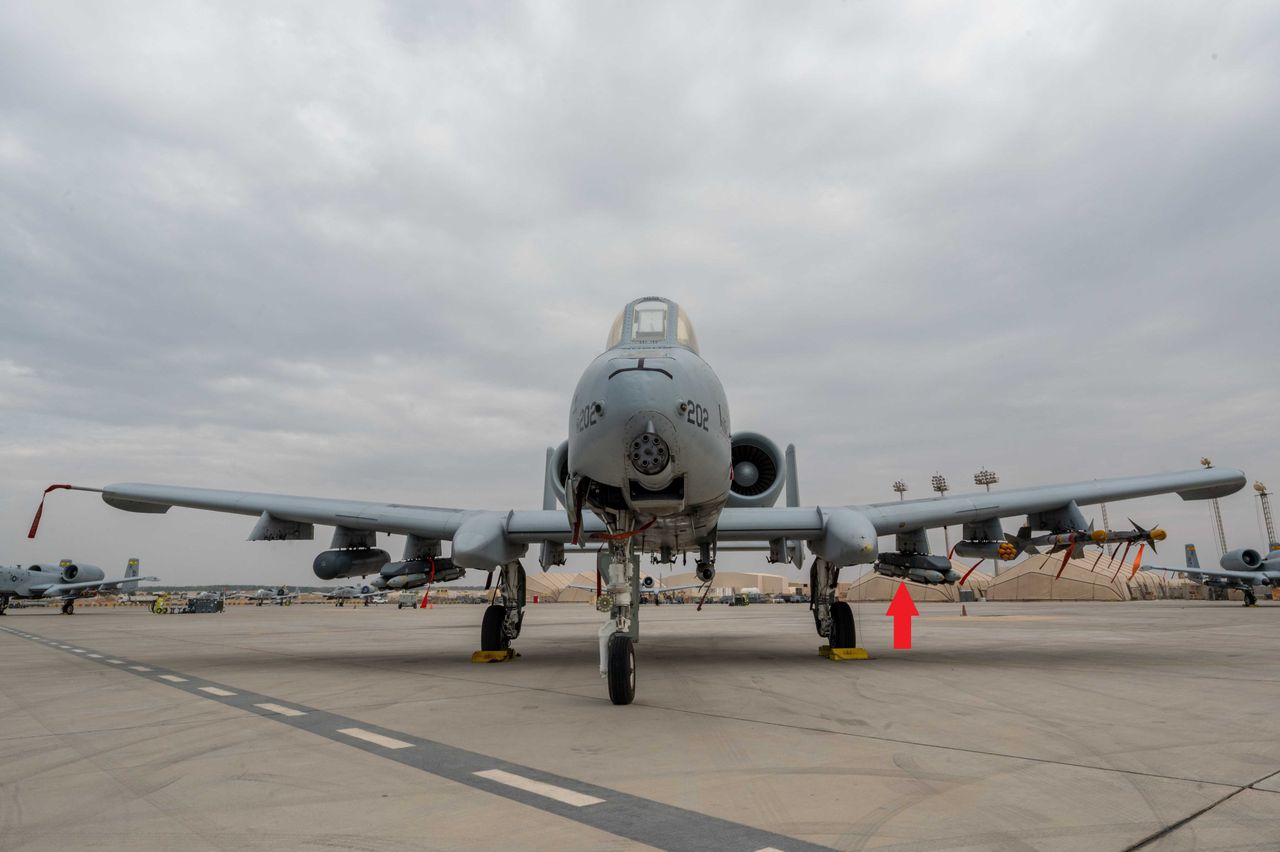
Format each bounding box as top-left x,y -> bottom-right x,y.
686,400 -> 709,431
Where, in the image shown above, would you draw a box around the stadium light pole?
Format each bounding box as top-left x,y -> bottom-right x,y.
1202,457 -> 1229,557
932,474 -> 950,553
893,480 -> 908,501
1256,482 -> 1277,550
974,469 -> 999,573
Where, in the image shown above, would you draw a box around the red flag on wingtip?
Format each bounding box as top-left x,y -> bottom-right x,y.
28,484 -> 73,539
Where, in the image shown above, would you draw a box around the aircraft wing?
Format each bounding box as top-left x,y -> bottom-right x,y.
1152,565 -> 1278,584
38,576 -> 160,596
712,468 -> 1242,536
43,467 -> 1244,572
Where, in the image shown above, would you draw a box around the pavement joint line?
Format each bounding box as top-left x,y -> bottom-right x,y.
338,727 -> 415,750
5,626 -> 831,852
474,769 -> 605,807
199,686 -> 237,697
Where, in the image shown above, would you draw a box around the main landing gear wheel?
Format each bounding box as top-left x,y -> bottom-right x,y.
830,601 -> 855,648
481,604 -> 509,651
607,633 -> 636,705
0,597 -> 8,616
61,600 -> 75,615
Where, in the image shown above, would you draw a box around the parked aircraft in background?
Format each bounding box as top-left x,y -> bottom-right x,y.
0,558 -> 155,614
32,296 -> 1248,703
232,587 -> 301,606
569,573 -> 702,606
1155,544 -> 1280,607
322,583 -> 381,606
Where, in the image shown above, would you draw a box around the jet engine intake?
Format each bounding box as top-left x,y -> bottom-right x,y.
726,431 -> 785,508
313,548 -> 391,581
548,440 -> 570,509
1221,548 -> 1263,572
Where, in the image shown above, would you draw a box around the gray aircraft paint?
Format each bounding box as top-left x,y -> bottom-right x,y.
0,558 -> 154,607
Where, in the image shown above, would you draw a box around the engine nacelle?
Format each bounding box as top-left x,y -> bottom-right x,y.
57,563 -> 104,583
642,575 -> 656,589
726,431 -> 785,508
313,548 -> 391,581
874,552 -> 960,584
548,440 -> 570,509
1221,548 -> 1264,572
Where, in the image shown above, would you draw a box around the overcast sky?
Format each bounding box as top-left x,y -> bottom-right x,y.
2,2 -> 1277,586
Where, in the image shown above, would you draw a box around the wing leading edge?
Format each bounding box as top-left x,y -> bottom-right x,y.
43,467 -> 1244,573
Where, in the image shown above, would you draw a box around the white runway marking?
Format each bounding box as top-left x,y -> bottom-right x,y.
199,687 -> 236,697
338,728 -> 414,750
157,675 -> 187,683
72,649 -> 86,653
130,665 -> 152,671
107,659 -> 124,664
254,702 -> 306,717
474,769 -> 605,807
87,653 -> 102,658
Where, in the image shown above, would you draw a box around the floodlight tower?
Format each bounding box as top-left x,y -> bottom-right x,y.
1256,482 -> 1277,550
974,469 -> 1000,573
893,480 -> 908,501
1201,457 -> 1229,557
932,474 -> 950,552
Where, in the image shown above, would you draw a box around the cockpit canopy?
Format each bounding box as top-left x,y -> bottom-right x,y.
606,297 -> 699,353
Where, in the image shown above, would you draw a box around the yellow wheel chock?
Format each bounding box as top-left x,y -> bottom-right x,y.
819,645 -> 869,660
471,649 -> 519,663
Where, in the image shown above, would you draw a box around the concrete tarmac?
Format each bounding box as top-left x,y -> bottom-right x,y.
2,600 -> 1278,851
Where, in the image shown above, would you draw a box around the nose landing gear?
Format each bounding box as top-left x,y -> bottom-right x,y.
598,541 -> 641,705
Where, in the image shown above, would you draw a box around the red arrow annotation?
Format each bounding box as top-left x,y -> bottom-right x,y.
885,583 -> 919,650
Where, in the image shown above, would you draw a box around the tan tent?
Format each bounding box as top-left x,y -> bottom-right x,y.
663,571 -> 791,595
525,571 -> 596,603
986,553 -> 1131,601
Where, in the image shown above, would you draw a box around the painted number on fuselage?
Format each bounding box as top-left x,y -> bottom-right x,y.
686,400 -> 710,431
576,403 -> 601,433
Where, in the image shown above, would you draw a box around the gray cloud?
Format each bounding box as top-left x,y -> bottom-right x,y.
2,2 -> 1277,583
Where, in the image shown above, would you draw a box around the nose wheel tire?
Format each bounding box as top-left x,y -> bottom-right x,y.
481,604 -> 510,651
607,633 -> 636,705
830,600 -> 855,648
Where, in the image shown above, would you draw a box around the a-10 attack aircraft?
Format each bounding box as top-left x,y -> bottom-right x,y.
0,558 -> 156,614
31,297 -> 1247,703
232,586 -> 302,606
322,582 -> 382,606
1159,544 -> 1280,607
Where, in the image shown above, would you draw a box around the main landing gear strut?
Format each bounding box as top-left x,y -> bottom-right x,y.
810,558 -> 855,648
481,561 -> 526,652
